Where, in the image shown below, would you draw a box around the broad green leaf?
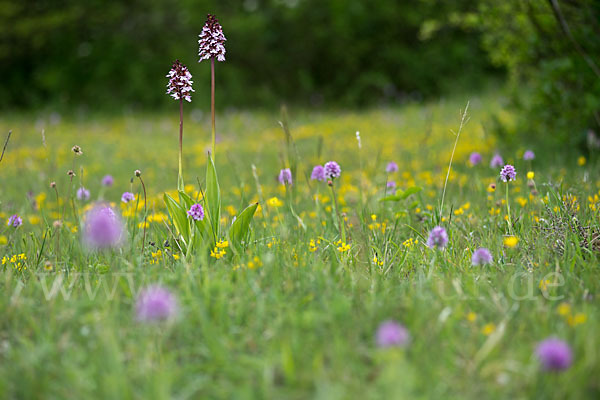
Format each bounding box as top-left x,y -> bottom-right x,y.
163,193 -> 189,248
229,202 -> 258,247
379,186 -> 422,202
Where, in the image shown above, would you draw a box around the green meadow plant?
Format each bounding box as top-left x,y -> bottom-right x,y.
163,14 -> 257,258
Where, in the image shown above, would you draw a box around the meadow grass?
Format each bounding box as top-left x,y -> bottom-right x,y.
0,92 -> 598,399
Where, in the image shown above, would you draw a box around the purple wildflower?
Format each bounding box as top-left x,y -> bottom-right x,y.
490,154 -> 504,168
7,214 -> 23,228
523,150 -> 535,161
102,175 -> 114,187
386,180 -> 396,189
427,226 -> 448,249
376,320 -> 410,348
386,161 -> 399,173
472,247 -> 493,266
135,285 -> 178,322
187,203 -> 205,221
324,161 -> 341,179
76,187 -> 90,201
83,206 -> 124,249
121,192 -> 135,203
536,338 -> 573,371
311,165 -> 326,181
469,152 -> 482,166
198,14 -> 227,62
166,60 -> 195,102
278,168 -> 292,185
500,164 -> 517,182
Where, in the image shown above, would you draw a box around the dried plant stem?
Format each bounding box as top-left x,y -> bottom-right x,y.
439,101 -> 469,220
0,130 -> 11,164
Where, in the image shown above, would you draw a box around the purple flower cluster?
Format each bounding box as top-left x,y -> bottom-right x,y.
278,168 -> 292,185
469,152 -> 482,166
427,226 -> 448,249
310,165 -> 326,181
187,203 -> 205,221
324,161 -> 341,179
77,187 -> 90,201
523,150 -> 535,161
83,206 -> 124,249
500,164 -> 517,182
472,247 -> 493,266
8,214 -> 22,228
386,180 -> 396,189
376,320 -> 410,348
490,154 -> 504,168
536,338 -> 573,371
198,14 -> 227,62
166,60 -> 195,102
121,192 -> 135,203
386,161 -> 399,173
102,175 -> 114,187
136,285 -> 178,322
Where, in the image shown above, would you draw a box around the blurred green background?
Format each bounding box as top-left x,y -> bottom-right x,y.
1,0 -> 599,147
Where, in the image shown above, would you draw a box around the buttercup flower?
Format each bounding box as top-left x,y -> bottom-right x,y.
469,152 -> 482,166
311,165 -> 326,181
376,320 -> 410,348
386,161 -> 399,173
500,164 -> 517,182
490,154 -> 503,168
83,206 -> 124,249
472,247 -> 493,266
166,60 -> 194,102
77,187 -> 90,201
324,161 -> 341,179
136,285 -> 178,322
8,214 -> 23,228
427,226 -> 448,249
102,175 -> 114,186
278,168 -> 292,185
121,192 -> 135,203
536,338 -> 573,371
198,14 -> 227,62
523,150 -> 535,161
187,203 -> 205,221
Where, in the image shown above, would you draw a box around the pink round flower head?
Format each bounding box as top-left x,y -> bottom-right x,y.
8,214 -> 23,228
324,161 -> 341,179
469,152 -> 482,166
386,161 -> 399,173
121,192 -> 135,203
376,320 -> 410,348
490,154 -> 504,168
500,164 -> 517,182
198,14 -> 227,62
77,187 -> 90,201
83,206 -> 124,249
311,165 -> 326,181
136,285 -> 178,322
427,226 -> 448,249
536,338 -> 573,371
472,247 -> 493,266
278,168 -> 292,185
187,203 -> 205,221
386,180 -> 396,189
523,150 -> 535,161
166,60 -> 195,102
102,175 -> 114,186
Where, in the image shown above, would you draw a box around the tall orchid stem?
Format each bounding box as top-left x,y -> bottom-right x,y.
138,175 -> 148,256
211,57 -> 216,159
505,182 -> 513,235
178,98 -> 184,191
330,182 -> 346,244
